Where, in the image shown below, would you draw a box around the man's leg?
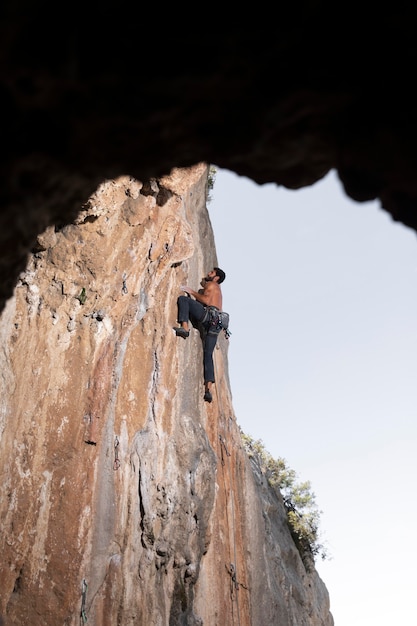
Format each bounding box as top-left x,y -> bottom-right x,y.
203,332 -> 218,402
177,295 -> 191,332
174,296 -> 205,338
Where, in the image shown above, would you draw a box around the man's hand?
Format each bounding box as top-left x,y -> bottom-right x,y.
180,285 -> 192,294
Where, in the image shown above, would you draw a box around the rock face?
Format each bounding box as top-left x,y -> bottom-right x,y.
0,164 -> 333,625
2,7 -> 417,312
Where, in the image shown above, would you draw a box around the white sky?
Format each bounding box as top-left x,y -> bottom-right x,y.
208,167 -> 417,626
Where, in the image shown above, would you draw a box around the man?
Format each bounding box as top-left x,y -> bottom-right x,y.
173,267 -> 226,403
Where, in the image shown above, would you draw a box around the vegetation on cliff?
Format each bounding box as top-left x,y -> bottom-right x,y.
241,430 -> 328,570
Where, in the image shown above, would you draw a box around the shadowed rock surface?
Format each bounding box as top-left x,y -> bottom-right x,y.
0,164 -> 333,624
2,6 -> 417,311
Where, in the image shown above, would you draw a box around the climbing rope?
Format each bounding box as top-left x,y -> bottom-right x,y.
224,448 -> 242,626
212,340 -> 225,415
213,351 -> 248,626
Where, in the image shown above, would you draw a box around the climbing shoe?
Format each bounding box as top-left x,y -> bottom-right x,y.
173,327 -> 189,339
204,390 -> 212,403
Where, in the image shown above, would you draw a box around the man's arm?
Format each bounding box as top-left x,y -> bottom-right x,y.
181,283 -> 214,306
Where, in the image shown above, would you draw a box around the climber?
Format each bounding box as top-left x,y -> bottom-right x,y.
173,267 -> 226,403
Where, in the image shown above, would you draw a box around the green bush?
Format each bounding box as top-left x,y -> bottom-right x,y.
206,165 -> 217,203
240,430 -> 328,570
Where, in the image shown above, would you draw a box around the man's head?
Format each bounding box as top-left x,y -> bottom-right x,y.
214,267 -> 226,284
205,267 -> 226,284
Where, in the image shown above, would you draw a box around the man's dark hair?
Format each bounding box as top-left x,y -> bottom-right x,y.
214,267 -> 226,284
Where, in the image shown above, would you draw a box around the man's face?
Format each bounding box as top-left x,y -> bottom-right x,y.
205,269 -> 216,282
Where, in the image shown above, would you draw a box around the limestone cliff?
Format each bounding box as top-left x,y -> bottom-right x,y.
0,164 -> 333,626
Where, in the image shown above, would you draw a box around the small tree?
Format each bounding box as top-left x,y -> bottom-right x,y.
240,430 -> 328,570
206,165 -> 217,203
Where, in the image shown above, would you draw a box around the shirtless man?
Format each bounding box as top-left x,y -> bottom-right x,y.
173,267 -> 226,402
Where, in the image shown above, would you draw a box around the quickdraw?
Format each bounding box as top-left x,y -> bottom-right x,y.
114,436 -> 120,470
226,563 -> 248,593
219,434 -> 231,466
81,578 -> 88,623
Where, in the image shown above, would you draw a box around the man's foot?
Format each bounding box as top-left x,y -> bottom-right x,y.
173,326 -> 189,339
204,390 -> 212,403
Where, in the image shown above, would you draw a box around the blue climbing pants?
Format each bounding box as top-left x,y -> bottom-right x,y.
177,295 -> 220,384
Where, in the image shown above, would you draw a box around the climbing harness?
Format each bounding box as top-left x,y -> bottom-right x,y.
202,306 -> 230,337
114,435 -> 120,470
80,578 -> 88,623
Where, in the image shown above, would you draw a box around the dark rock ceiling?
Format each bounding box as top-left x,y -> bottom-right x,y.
2,5 -> 417,311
